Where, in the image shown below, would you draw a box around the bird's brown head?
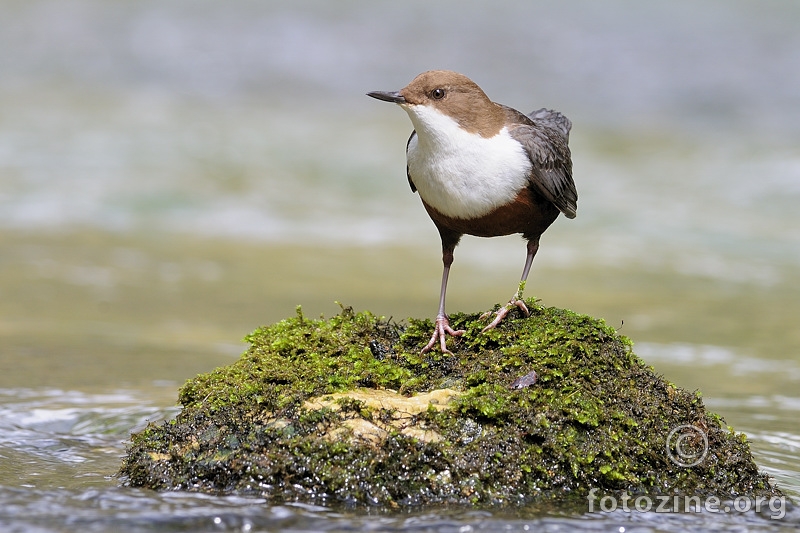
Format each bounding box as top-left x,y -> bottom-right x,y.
368,70 -> 505,137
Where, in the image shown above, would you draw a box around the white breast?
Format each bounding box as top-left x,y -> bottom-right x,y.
404,105 -> 531,220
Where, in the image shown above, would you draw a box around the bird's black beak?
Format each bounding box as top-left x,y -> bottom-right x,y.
367,91 -> 406,104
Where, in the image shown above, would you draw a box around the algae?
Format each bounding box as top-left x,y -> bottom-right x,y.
119,302 -> 780,507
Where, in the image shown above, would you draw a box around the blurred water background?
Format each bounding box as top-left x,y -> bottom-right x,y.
0,0 -> 799,531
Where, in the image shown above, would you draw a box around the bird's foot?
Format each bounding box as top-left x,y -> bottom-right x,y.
421,315 -> 465,355
481,297 -> 530,332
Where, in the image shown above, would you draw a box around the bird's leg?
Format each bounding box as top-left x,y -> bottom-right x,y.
422,246 -> 465,354
482,239 -> 539,332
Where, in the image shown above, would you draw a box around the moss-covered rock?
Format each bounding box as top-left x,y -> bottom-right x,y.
119,303 -> 780,507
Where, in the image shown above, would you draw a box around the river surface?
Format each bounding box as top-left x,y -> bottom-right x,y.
1,0 -> 799,531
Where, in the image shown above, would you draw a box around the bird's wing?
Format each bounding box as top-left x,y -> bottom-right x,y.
405,130 -> 417,192
504,106 -> 577,219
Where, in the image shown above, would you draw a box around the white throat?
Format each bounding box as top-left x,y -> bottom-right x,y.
403,104 -> 531,219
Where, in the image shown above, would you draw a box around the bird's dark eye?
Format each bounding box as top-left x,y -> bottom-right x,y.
431,88 -> 446,100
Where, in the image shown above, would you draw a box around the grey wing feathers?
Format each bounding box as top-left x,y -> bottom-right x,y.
405,130 -> 417,192
507,107 -> 577,219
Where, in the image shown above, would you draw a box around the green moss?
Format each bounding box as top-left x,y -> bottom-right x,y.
119,302 -> 780,507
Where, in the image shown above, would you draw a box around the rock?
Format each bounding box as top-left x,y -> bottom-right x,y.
119,303 -> 781,507
301,388 -> 461,446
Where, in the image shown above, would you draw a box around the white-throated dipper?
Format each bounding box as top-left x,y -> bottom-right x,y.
368,70 -> 577,354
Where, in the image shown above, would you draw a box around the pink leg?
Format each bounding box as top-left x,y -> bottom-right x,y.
422,246 -> 465,354
482,240 -> 539,332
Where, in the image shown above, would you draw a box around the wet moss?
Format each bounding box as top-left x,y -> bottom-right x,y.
119,302 -> 780,506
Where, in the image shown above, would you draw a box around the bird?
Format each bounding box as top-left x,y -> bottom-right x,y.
367,70 -> 577,354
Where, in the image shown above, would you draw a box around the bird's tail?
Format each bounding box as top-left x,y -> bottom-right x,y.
528,108 -> 572,139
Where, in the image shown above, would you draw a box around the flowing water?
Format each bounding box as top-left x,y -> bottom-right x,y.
1,0 -> 799,530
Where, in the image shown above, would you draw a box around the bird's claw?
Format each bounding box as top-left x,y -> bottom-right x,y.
481,298 -> 530,332
421,315 -> 465,354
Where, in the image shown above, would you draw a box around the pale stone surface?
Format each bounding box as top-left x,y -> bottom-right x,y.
303,388 -> 462,445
